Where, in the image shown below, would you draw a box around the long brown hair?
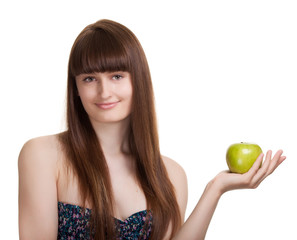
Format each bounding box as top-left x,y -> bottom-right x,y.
58,19 -> 181,239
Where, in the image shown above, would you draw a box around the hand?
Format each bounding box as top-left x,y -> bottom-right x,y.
214,150 -> 286,194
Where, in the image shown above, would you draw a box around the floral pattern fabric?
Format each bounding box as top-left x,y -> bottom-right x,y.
58,202 -> 152,239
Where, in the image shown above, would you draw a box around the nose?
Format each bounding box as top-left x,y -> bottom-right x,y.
98,78 -> 112,99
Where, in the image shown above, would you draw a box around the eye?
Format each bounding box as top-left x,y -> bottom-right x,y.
83,76 -> 96,83
112,74 -> 123,80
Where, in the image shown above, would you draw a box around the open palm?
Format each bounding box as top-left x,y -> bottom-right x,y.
215,150 -> 286,194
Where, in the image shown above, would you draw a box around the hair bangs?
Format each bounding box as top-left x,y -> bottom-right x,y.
69,29 -> 131,76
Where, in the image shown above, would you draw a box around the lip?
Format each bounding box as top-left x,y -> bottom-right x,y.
95,101 -> 119,110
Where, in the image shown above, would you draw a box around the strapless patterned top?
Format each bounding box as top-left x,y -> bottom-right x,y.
58,202 -> 152,239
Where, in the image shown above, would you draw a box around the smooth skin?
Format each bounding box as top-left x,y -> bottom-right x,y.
172,150 -> 286,240
18,71 -> 286,239
18,135 -> 188,239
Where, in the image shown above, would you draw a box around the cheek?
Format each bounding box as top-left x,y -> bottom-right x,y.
120,82 -> 133,100
78,86 -> 96,99
78,88 -> 97,109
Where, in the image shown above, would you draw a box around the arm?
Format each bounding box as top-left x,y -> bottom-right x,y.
172,149 -> 286,240
18,136 -> 59,239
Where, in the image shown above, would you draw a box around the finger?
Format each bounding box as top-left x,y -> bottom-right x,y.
267,150 -> 286,174
262,150 -> 272,169
244,152 -> 264,180
251,150 -> 272,185
255,150 -> 286,187
280,156 -> 286,163
272,149 -> 283,162
266,150 -> 283,173
273,156 -> 286,171
258,150 -> 272,174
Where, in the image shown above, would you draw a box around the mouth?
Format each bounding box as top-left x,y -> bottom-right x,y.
95,101 -> 120,110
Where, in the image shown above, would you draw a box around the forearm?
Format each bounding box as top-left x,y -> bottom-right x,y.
172,150 -> 285,240
172,179 -> 222,240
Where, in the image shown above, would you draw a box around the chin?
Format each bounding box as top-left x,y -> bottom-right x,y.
91,114 -> 131,124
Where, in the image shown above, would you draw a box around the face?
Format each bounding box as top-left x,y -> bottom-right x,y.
75,71 -> 133,124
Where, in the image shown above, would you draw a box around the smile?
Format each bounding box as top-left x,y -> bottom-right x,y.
95,101 -> 119,110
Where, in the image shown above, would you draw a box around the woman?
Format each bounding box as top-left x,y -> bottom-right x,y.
18,19 -> 286,240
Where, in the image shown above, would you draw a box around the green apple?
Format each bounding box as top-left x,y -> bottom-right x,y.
226,142 -> 263,174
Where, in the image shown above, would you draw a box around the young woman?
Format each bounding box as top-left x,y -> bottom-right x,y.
18,19 -> 286,240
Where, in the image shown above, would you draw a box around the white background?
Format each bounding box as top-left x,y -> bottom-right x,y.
1,0 -> 296,239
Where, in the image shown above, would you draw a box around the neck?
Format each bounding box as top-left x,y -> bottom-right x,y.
90,117 -> 131,158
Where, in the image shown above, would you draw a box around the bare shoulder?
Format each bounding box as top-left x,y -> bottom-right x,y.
18,134 -> 62,238
162,155 -> 188,221
162,155 -> 187,184
19,134 -> 63,171
19,134 -> 61,159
